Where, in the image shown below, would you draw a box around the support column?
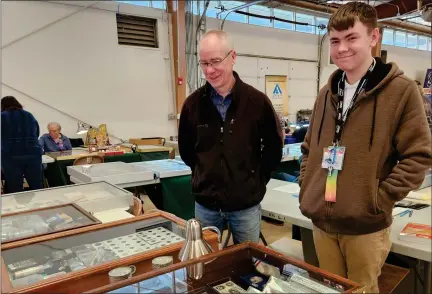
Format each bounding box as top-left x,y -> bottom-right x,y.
167,0 -> 187,118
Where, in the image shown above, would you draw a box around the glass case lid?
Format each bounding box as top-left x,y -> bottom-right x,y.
1,203 -> 101,244
87,243 -> 360,294
1,181 -> 133,215
2,215 -> 186,292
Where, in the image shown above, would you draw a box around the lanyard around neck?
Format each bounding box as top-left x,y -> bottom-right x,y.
333,58 -> 376,145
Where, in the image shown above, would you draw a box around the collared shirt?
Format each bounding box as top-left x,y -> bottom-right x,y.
210,87 -> 233,122
39,133 -> 72,153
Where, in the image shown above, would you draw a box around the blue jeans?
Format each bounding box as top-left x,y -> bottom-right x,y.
195,202 -> 262,244
2,154 -> 43,193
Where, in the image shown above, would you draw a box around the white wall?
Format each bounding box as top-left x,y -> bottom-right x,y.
383,45 -> 432,83
1,1 -> 176,141
205,18 -> 432,122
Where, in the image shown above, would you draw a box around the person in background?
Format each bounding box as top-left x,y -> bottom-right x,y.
415,80 -> 432,133
179,30 -> 283,244
299,3 -> 431,292
39,122 -> 72,153
1,96 -> 43,193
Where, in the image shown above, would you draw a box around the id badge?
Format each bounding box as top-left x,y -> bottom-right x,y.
321,146 -> 346,171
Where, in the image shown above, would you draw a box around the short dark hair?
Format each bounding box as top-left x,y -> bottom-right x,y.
328,2 -> 378,33
1,96 -> 23,112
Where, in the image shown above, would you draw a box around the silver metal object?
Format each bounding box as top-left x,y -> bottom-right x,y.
178,219 -> 222,280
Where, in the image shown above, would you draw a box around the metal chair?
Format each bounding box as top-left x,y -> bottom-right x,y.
73,155 -> 104,166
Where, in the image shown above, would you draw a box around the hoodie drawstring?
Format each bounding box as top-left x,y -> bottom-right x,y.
369,95 -> 377,150
317,90 -> 329,145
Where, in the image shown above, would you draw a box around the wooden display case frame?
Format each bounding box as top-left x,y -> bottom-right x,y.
1,203 -> 101,244
87,242 -> 363,294
1,210 -> 219,294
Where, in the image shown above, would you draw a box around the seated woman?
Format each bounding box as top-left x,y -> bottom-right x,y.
39,122 -> 72,153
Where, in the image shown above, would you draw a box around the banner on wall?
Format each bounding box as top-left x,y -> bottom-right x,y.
265,75 -> 288,116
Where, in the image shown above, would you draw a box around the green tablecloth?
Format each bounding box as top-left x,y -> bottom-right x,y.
145,175 -> 194,220
45,151 -> 169,187
139,151 -> 169,162
161,175 -> 194,220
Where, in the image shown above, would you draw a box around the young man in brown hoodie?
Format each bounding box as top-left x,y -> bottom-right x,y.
299,2 -> 431,292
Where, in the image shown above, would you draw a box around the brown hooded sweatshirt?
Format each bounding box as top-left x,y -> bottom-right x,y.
299,59 -> 432,235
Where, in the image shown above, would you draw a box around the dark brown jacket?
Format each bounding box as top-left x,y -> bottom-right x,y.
179,72 -> 283,212
299,60 -> 432,235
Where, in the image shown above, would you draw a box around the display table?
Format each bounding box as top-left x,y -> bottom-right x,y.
67,162 -> 156,188
261,179 -> 432,294
42,155 -> 55,164
45,148 -> 170,187
1,181 -> 134,221
1,211 -> 219,294
281,143 -> 302,162
88,242 -> 361,294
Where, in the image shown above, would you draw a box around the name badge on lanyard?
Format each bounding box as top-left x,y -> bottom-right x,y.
323,58 -> 376,203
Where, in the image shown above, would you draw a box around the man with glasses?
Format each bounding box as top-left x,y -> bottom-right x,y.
178,30 -> 283,244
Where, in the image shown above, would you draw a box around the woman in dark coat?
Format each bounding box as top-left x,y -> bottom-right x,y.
1,96 -> 43,193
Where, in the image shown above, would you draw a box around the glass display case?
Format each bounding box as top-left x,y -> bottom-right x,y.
87,243 -> 362,294
1,181 -> 134,216
1,211 -> 219,293
1,203 -> 101,244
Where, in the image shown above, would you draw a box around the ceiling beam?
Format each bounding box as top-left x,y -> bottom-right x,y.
375,0 -> 432,19
167,0 -> 186,120
276,0 -> 432,35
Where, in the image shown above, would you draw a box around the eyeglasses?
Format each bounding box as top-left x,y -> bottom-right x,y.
199,50 -> 232,69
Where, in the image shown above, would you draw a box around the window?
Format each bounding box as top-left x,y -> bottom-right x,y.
406,33 -> 418,49
248,5 -> 271,27
116,14 -> 158,48
206,1 -> 220,18
117,1 -> 150,7
273,9 -> 294,31
394,31 -> 406,47
151,1 -> 166,10
418,35 -> 428,50
382,29 -> 394,46
295,13 -> 314,34
192,0 -> 200,15
429,37 -> 432,51
192,1 -> 220,18
315,17 -> 328,35
220,1 -> 247,23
